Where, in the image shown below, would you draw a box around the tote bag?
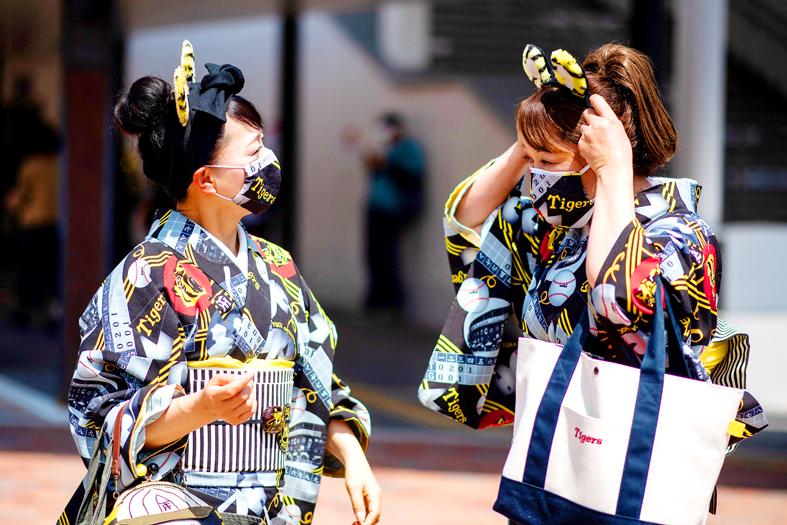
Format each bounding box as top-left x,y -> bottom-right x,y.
494,284 -> 743,525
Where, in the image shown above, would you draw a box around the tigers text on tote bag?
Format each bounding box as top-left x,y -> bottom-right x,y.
494,285 -> 743,525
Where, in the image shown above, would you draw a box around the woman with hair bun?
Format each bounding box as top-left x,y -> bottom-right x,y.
61,42 -> 380,525
420,42 -> 763,518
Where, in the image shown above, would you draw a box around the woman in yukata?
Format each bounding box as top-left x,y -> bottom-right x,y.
419,43 -> 763,471
61,41 -> 381,525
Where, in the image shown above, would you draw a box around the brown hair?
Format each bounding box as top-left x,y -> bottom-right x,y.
516,43 -> 678,176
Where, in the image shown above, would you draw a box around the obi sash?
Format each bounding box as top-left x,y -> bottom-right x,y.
182,358 -> 294,473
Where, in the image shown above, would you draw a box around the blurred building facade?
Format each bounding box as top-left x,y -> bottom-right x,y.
0,0 -> 785,417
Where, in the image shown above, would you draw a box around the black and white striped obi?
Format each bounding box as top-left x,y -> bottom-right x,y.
183,359 -> 295,473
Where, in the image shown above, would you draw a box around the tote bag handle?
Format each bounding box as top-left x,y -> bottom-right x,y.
76,401 -> 129,525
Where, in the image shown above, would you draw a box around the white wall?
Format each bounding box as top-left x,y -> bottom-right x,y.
722,225 -> 787,311
296,12 -> 512,328
125,16 -> 282,133
721,226 -> 787,419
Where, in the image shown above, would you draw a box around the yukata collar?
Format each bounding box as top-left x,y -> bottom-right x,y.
147,209 -> 257,262
634,176 -> 701,223
147,209 -> 265,308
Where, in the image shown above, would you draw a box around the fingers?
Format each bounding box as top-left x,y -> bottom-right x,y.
226,396 -> 257,425
227,385 -> 255,411
589,93 -> 617,119
209,373 -> 236,386
582,107 -> 604,125
347,482 -> 366,525
219,372 -> 255,398
362,485 -> 382,525
233,399 -> 258,424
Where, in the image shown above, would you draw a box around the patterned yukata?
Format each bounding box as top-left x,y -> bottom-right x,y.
420,159 -> 758,432
62,209 -> 371,524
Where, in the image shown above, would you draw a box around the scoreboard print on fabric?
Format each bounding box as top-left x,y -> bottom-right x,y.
420,159 -> 759,436
63,209 -> 371,524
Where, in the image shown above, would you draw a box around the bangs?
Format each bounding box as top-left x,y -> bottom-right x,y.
516,87 -> 585,153
228,95 -> 264,131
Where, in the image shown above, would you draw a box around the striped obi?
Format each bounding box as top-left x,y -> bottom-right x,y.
183,358 -> 294,473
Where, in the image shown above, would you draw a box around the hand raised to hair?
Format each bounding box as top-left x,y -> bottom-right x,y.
578,94 -> 633,178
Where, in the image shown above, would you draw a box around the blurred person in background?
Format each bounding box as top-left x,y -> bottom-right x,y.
362,112 -> 425,316
1,76 -> 44,196
4,121 -> 61,329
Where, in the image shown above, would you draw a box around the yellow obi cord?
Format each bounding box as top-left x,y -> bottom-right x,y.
187,357 -> 294,370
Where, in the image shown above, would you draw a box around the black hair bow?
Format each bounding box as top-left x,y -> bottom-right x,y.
188,63 -> 245,122
181,63 -> 246,179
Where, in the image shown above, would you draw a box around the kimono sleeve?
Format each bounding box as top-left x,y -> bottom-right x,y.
589,214 -> 720,376
443,159 -> 499,266
300,278 -> 371,472
419,161 -> 538,429
279,264 -> 371,520
67,247 -> 188,491
323,373 -> 371,477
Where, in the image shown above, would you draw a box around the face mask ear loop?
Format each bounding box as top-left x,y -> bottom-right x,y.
212,190 -> 235,203
201,166 -> 236,203
578,164 -> 591,175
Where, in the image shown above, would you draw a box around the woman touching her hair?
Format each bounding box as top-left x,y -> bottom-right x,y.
420,43 -> 761,455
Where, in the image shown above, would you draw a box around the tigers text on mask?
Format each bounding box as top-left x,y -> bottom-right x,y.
529,164 -> 593,228
206,147 -> 282,215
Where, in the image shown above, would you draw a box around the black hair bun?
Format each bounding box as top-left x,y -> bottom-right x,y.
114,76 -> 172,135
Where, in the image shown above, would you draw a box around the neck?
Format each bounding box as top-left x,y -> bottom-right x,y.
176,201 -> 243,255
633,176 -> 653,194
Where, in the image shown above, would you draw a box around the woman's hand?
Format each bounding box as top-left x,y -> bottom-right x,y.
454,139 -> 528,232
580,94 -> 637,288
144,373 -> 255,450
145,373 -> 256,450
578,94 -> 633,179
196,372 -> 257,425
326,420 -> 382,525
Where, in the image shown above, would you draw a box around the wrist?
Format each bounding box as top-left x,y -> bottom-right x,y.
188,390 -> 218,426
333,438 -> 367,472
326,420 -> 363,463
595,159 -> 631,177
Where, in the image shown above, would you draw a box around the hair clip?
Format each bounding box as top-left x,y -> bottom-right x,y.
174,40 -> 195,127
181,40 -> 195,82
550,48 -> 589,102
522,44 -> 556,88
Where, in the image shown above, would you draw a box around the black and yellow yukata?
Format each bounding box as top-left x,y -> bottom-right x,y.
62,209 -> 371,524
420,160 -> 764,438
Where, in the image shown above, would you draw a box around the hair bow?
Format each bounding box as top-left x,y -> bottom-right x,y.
173,41 -> 245,127
171,40 -> 247,179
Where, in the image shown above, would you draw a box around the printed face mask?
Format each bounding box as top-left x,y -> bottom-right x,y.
207,147 -> 281,215
529,164 -> 593,228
